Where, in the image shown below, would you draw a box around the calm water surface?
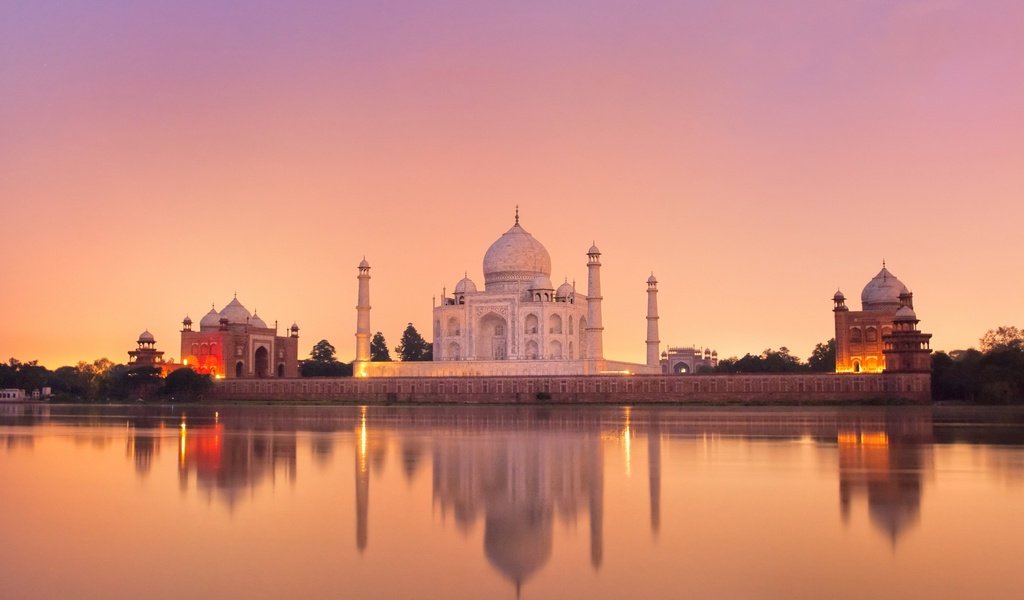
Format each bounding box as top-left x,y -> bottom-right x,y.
2,404 -> 1023,599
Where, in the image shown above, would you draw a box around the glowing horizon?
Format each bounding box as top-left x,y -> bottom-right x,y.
2,1 -> 1022,369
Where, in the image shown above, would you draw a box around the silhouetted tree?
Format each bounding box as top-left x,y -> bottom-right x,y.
301,338 -> 351,377
395,323 -> 432,361
371,331 -> 392,361
807,339 -> 836,372
163,368 -> 213,402
980,326 -> 1024,352
310,339 -> 338,362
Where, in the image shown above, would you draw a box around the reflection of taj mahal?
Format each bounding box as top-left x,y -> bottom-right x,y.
355,211 -> 662,376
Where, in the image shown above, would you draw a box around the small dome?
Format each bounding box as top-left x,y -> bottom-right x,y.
556,281 -> 574,298
199,307 -> 221,328
250,312 -> 267,328
894,305 -> 917,321
833,289 -> 845,301
588,242 -> 601,255
483,222 -> 552,288
220,296 -> 252,324
182,315 -> 192,325
359,257 -> 370,269
138,330 -> 155,343
529,273 -> 554,290
861,267 -> 909,311
454,275 -> 477,294
290,322 -> 299,331
647,273 -> 658,284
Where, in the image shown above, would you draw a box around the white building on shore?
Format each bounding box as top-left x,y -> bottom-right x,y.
354,212 -> 662,377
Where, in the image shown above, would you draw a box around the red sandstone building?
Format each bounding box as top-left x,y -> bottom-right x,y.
180,296 -> 300,379
833,265 -> 932,374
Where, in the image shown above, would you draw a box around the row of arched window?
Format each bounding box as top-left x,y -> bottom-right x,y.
848,326 -> 891,344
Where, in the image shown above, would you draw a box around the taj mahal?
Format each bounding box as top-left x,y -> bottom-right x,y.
354,211 -> 663,377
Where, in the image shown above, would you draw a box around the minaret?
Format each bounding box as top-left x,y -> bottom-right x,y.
355,258 -> 371,362
646,273 -> 660,368
586,243 -> 604,360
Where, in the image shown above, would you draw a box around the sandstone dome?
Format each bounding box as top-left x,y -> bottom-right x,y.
220,296 -> 252,324
894,305 -> 917,321
138,330 -> 155,343
483,223 -> 552,289
861,267 -> 909,311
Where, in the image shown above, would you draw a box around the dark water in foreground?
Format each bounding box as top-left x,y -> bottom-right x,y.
1,404 -> 1023,599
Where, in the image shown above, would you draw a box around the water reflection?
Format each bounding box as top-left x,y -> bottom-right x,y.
433,430 -> 605,591
177,416 -> 297,510
836,414 -> 933,544
4,405 -> 1024,599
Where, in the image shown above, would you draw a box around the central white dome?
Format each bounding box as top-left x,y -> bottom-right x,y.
483,223 -> 551,289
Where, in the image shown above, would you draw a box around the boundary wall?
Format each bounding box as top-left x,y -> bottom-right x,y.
213,372 -> 931,404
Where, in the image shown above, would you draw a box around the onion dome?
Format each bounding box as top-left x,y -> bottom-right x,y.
588,242 -> 601,255
138,330 -> 155,343
359,257 -> 370,269
199,307 -> 221,328
454,275 -> 477,294
529,273 -> 554,291
182,315 -> 192,326
647,273 -> 658,285
290,322 -> 299,332
556,280 -> 574,299
894,305 -> 917,321
861,266 -> 909,311
250,312 -> 267,328
483,221 -> 551,289
833,289 -> 845,302
219,296 -> 252,324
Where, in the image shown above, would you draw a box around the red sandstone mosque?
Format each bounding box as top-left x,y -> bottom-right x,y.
833,264 -> 932,374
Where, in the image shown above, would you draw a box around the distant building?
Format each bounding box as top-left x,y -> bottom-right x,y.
180,296 -> 300,379
660,346 -> 718,374
833,265 -> 932,373
1,389 -> 26,401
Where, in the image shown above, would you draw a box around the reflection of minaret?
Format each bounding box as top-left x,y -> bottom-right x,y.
648,422 -> 661,536
356,407 -> 369,553
589,436 -> 604,570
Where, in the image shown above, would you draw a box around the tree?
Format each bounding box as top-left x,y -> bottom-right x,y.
395,323 -> 432,361
807,339 -> 836,372
310,339 -> 338,362
163,368 -> 213,401
301,338 -> 351,377
371,332 -> 392,361
980,326 -> 1024,352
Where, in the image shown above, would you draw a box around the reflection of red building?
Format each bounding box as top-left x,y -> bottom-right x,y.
177,418 -> 297,510
180,296 -> 299,379
837,414 -> 932,544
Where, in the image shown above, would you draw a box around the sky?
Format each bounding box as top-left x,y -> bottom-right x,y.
1,0 -> 1022,368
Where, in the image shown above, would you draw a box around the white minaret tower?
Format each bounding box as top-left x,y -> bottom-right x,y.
646,273 -> 660,368
355,258 -> 371,362
586,243 -> 604,360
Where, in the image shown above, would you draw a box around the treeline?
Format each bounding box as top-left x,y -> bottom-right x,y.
706,340 -> 836,373
0,358 -> 213,402
932,327 -> 1024,404
300,323 -> 432,377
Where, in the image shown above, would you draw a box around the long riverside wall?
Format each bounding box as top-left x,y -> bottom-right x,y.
212,372 -> 932,404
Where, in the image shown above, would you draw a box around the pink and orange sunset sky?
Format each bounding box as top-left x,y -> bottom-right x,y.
2,0 -> 1022,368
